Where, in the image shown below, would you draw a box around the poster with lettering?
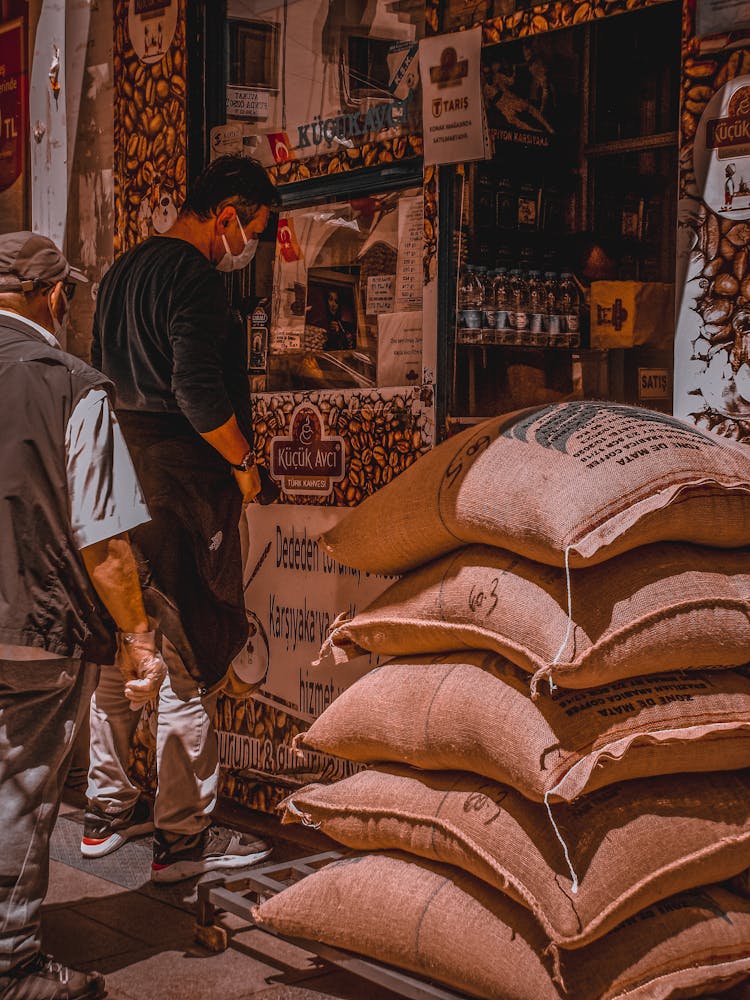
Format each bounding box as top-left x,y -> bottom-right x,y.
240,504 -> 392,713
0,19 -> 26,200
419,26 -> 486,166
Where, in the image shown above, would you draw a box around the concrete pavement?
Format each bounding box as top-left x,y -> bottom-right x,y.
43,799 -> 402,1000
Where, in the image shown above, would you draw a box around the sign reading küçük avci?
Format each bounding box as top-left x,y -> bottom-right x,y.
295,96 -> 411,150
270,403 -> 345,497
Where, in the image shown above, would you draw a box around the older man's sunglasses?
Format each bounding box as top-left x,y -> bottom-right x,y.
38,278 -> 77,300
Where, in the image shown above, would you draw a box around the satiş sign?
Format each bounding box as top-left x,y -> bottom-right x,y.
638,368 -> 671,400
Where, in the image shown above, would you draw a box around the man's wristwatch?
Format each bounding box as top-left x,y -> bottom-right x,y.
230,450 -> 256,472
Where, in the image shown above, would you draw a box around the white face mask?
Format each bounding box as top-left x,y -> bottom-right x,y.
216,216 -> 258,272
49,287 -> 69,341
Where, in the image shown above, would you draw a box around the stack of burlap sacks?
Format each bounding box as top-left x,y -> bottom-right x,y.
253,402 -> 750,1000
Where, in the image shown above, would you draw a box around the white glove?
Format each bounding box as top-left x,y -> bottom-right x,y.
117,630 -> 167,710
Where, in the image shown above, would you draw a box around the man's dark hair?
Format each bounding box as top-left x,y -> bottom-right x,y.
182,155 -> 280,225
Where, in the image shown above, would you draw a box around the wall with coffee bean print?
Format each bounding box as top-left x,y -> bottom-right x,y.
480,0 -> 664,43
112,0 -> 187,256
674,8 -> 750,443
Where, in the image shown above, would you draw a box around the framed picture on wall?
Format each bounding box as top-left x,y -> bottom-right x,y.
305,268 -> 363,353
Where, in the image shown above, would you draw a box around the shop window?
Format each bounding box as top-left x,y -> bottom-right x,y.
261,187 -> 424,393
227,19 -> 279,90
448,2 -> 681,426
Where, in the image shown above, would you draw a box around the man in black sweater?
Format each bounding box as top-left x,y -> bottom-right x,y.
88,155 -> 279,882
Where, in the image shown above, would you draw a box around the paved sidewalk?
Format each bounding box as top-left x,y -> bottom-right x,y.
43,799 -> 402,1000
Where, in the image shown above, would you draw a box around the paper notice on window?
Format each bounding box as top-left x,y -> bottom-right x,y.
226,86 -> 270,119
378,311 -> 423,387
394,196 -> 423,312
366,275 -> 395,315
271,329 -> 303,352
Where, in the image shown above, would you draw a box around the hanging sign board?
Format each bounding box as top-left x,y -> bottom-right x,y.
694,76 -> 750,220
419,26 -> 487,166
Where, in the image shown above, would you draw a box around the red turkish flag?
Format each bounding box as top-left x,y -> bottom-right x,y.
267,132 -> 295,163
276,217 -> 302,263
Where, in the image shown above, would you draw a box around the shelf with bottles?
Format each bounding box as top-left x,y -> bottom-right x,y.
456,265 -> 583,350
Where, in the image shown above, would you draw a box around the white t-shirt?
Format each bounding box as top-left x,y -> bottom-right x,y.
0,311 -> 150,660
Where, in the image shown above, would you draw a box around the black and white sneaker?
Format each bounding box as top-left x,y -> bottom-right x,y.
151,825 -> 272,883
0,953 -> 105,999
81,799 -> 153,858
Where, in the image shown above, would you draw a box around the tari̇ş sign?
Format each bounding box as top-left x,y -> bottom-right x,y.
270,403 -> 345,497
418,26 -> 487,166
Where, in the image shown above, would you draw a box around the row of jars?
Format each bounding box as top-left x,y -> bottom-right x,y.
457,266 -> 583,348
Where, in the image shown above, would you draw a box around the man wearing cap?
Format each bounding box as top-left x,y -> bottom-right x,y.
0,232 -> 166,999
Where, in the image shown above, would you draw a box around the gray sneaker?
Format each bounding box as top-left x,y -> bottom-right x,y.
0,953 -> 105,999
81,799 -> 154,858
151,825 -> 272,883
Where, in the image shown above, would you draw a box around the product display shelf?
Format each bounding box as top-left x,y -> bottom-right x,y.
194,851 -> 471,1000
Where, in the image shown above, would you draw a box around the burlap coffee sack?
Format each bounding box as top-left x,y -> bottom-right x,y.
316,542 -> 750,692
295,653 -> 750,802
253,852 -> 750,999
318,402 -> 750,574
280,766 -> 750,949
579,887 -> 750,999
254,851 -> 560,1000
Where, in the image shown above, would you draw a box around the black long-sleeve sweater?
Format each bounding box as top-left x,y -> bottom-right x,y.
92,236 -> 253,445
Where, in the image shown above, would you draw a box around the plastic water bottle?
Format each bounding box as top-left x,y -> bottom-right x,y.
508,269 -> 529,344
544,271 -> 562,345
479,269 -> 494,343
527,270 -> 546,345
492,268 -> 511,344
458,265 -> 483,342
559,272 -> 582,347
